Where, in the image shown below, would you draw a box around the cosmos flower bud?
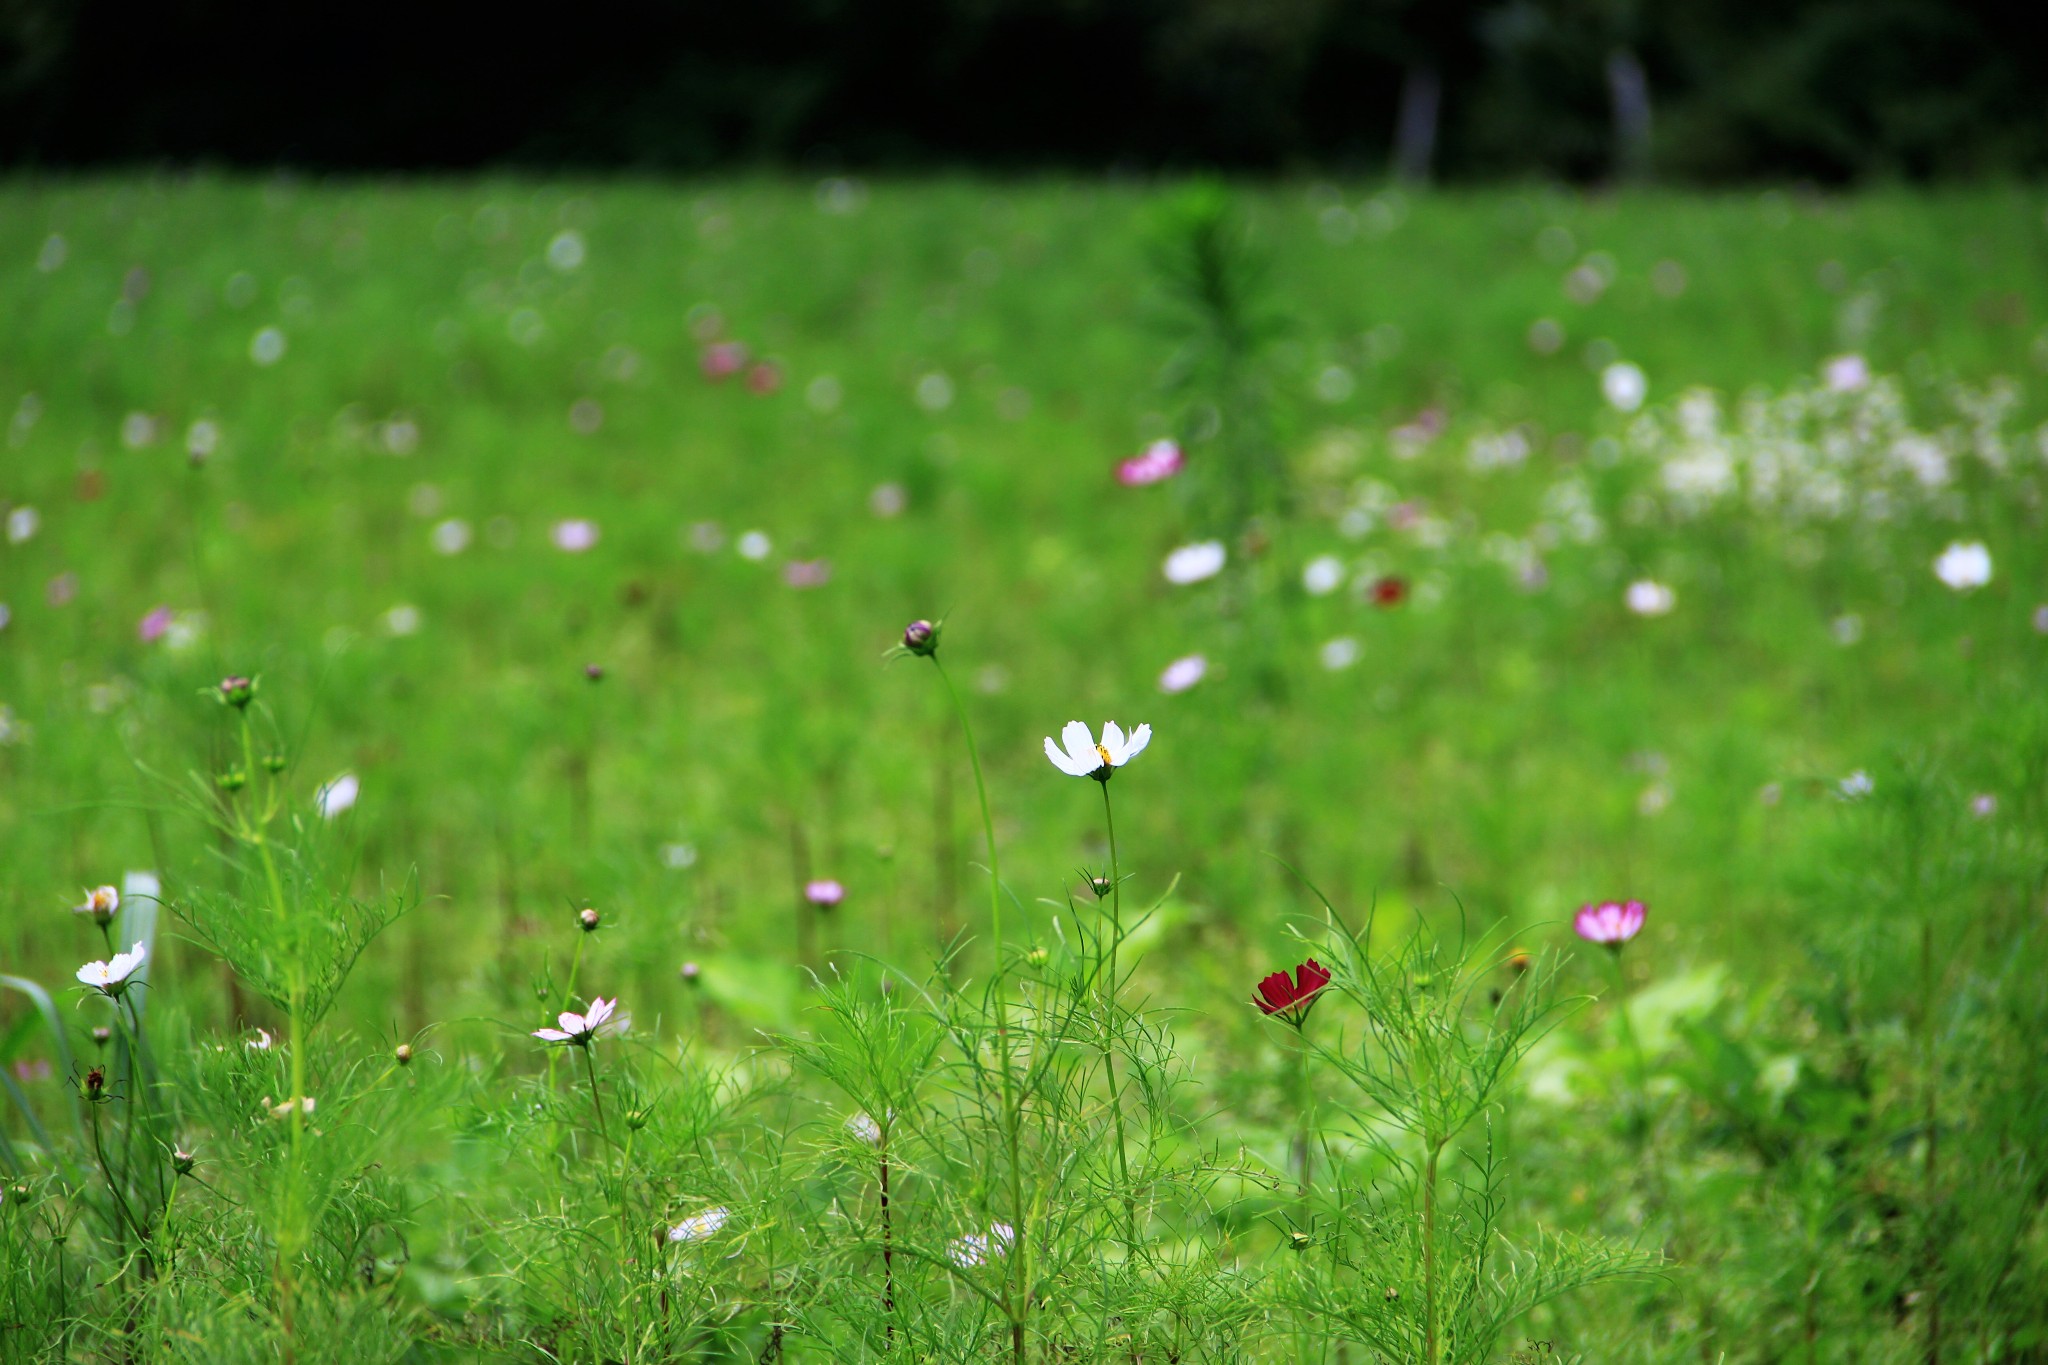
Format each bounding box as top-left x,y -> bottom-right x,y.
584,663 -> 604,682
1507,949 -> 1532,975
216,767 -> 247,792
1088,876 -> 1113,900
1026,946 -> 1049,967
75,885 -> 120,925
902,619 -> 939,656
1384,1286 -> 1400,1303
217,675 -> 256,709
172,1148 -> 195,1175
4,1181 -> 31,1206
92,1026 -> 112,1048
1288,1230 -> 1312,1253
262,753 -> 287,774
394,1043 -> 414,1066
625,1108 -> 650,1131
82,1066 -> 107,1102
679,961 -> 701,985
578,907 -> 601,933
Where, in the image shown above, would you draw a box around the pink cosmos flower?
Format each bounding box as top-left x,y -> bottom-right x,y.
1573,900 -> 1646,950
138,606 -> 173,643
1116,440 -> 1185,487
700,342 -> 748,381
533,996 -> 620,1047
783,559 -> 831,588
551,520 -> 599,553
804,879 -> 845,908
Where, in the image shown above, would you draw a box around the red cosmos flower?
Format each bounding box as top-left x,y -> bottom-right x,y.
1371,576 -> 1407,608
1254,959 -> 1333,1026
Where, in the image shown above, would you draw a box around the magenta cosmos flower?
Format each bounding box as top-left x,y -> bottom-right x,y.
1116,439 -> 1185,487
1573,900 -> 1646,950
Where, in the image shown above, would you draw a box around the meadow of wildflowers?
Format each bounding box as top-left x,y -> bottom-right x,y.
2,179 -> 2047,1362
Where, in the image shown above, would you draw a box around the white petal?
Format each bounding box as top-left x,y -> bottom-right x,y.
1059,721 -> 1096,768
77,962 -> 109,988
1045,736 -> 1091,776
1120,724 -> 1152,763
556,1011 -> 586,1035
1100,721 -> 1127,761
533,1028 -> 572,1042
583,998 -> 615,1031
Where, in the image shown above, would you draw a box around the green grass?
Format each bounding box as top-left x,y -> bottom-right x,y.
1,177 -> 2046,1362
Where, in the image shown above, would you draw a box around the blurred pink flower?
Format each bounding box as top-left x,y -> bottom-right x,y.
804,879 -> 845,908
1158,654 -> 1207,694
46,573 -> 78,607
138,606 -> 173,643
746,361 -> 783,395
1116,440 -> 1185,487
700,342 -> 748,381
551,520 -> 599,553
1573,899 -> 1646,950
783,559 -> 831,589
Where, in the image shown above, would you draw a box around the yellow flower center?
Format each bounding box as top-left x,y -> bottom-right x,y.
1095,743 -> 1114,768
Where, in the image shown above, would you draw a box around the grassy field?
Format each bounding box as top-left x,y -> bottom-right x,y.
2,178 -> 2046,1362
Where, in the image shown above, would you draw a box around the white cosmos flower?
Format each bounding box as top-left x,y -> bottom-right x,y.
1302,555 -> 1344,596
533,996 -> 621,1046
77,942 -> 147,997
949,1222 -> 1015,1268
1601,362 -> 1647,413
667,1206 -> 731,1243
316,773 -> 359,818
267,1096 -> 316,1119
846,1112 -> 882,1144
1625,579 -> 1675,616
74,884 -> 121,924
1044,721 -> 1151,780
1825,354 -> 1870,392
1933,541 -> 1992,591
1158,654 -> 1207,694
1163,540 -> 1226,585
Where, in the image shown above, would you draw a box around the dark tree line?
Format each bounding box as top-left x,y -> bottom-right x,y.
1,0 -> 2040,180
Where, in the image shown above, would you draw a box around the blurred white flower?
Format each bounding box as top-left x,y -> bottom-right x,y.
546,230 -> 586,272
1301,555 -> 1344,596
668,1206 -> 730,1243
431,519 -> 472,555
1045,721 -> 1152,779
1830,614 -> 1863,646
915,372 -> 954,412
1933,541 -> 1992,591
1970,793 -> 1998,819
1319,637 -> 1360,671
2034,604 -> 2048,635
77,943 -> 147,997
551,519 -> 599,553
737,530 -> 773,561
1837,770 -> 1874,801
6,506 -> 38,544
121,412 -> 158,449
869,482 -> 907,517
1625,580 -> 1675,616
949,1222 -> 1015,1268
186,420 -> 221,461
847,1112 -> 882,1144
1824,354 -> 1869,392
662,842 -> 699,869
246,1028 -> 274,1051
1602,362 -> 1648,413
249,327 -> 287,366
1158,655 -> 1207,694
267,1096 -> 315,1119
315,773 -> 359,819
1163,541 -> 1227,585
382,604 -> 422,637
533,997 -> 620,1047
806,374 -> 843,413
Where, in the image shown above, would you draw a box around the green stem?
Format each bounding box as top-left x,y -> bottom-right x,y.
1098,781 -> 1137,1254
1423,1137 -> 1443,1365
1607,950 -> 1650,1147
928,656 -> 1027,1364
